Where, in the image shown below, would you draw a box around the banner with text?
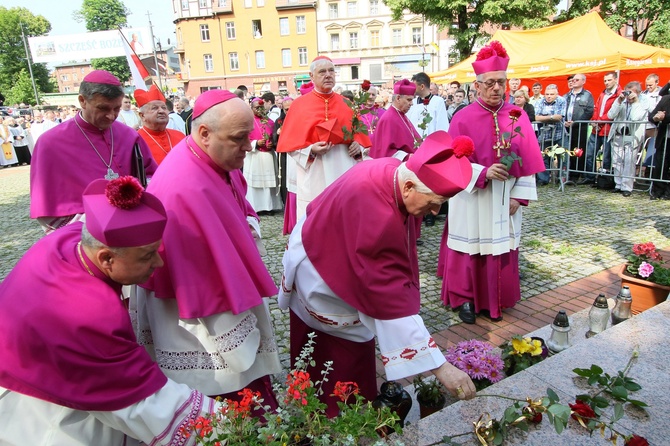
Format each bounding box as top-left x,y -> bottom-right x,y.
28,28 -> 152,63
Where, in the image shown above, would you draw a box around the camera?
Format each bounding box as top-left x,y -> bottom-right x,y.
622,91 -> 631,97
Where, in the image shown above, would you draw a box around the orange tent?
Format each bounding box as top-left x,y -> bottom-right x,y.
431,12 -> 670,89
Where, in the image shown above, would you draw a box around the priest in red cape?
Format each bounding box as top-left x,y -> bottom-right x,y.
0,176 -> 217,444
135,85 -> 185,165
437,41 -> 545,325
277,56 -> 371,218
370,78 -> 421,160
278,131 -> 478,416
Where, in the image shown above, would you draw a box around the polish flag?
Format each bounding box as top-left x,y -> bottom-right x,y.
120,31 -> 151,91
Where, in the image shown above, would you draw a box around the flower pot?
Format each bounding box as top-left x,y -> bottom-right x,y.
417,394 -> 446,419
617,264 -> 670,314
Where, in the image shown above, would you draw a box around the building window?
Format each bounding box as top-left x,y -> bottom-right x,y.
370,30 -> 379,47
255,50 -> 265,68
181,0 -> 188,10
349,32 -> 358,49
296,15 -> 306,34
252,20 -> 263,38
244,0 -> 252,7
229,52 -> 239,70
226,22 -> 236,39
282,49 -> 292,67
73,73 -> 78,81
61,74 -> 69,81
347,2 -> 357,17
328,3 -> 338,19
330,33 -> 340,51
199,0 -> 208,7
298,47 -> 308,65
280,18 -> 289,36
369,0 -> 378,15
204,54 -> 214,72
257,0 -> 265,6
412,27 -> 422,45
64,86 -> 71,92
218,0 -> 228,6
200,24 -> 210,42
392,28 -> 402,46
351,66 -> 359,80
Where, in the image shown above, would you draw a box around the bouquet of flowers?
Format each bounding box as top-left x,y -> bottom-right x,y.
182,333 -> 400,445
626,242 -> 670,286
500,335 -> 548,376
445,340 -> 505,391
341,83 -> 372,143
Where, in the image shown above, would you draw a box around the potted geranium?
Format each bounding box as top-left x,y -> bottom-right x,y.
501,335 -> 549,376
445,340 -> 505,391
182,333 -> 400,445
412,373 -> 446,419
619,242 -> 670,314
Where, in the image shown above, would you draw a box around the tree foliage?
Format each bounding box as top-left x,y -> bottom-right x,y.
74,0 -> 131,83
556,0 -> 669,48
384,0 -> 560,63
5,69 -> 40,106
0,7 -> 53,104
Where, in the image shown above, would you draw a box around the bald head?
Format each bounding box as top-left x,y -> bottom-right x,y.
192,98 -> 254,172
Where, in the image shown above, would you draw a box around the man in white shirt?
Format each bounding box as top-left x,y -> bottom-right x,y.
116,95 -> 141,130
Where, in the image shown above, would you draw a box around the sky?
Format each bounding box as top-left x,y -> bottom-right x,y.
4,0 -> 176,47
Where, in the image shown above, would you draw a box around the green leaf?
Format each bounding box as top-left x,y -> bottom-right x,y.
623,380 -> 642,392
628,399 -> 649,407
546,388 -> 560,402
610,385 -> 628,400
612,403 -> 624,422
588,375 -> 599,386
590,364 -> 604,374
592,396 -> 610,408
573,367 -> 591,377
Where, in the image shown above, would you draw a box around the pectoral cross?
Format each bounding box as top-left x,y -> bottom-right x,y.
493,141 -> 503,158
105,168 -> 119,180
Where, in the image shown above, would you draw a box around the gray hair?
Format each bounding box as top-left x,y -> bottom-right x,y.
79,81 -> 124,100
397,163 -> 435,195
625,81 -> 642,94
545,84 -> 558,92
310,58 -> 332,73
179,97 -> 190,108
81,225 -> 124,254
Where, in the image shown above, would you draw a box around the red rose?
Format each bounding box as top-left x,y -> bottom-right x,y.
452,136 -> 475,158
569,400 -> 596,421
361,80 -> 371,92
626,435 -> 649,446
509,109 -> 522,120
574,148 -> 584,157
423,97 -> 431,105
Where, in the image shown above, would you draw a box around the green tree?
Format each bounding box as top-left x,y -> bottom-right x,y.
5,70 -> 40,105
556,0 -> 669,48
0,7 -> 53,104
384,0 -> 560,63
74,0 -> 131,82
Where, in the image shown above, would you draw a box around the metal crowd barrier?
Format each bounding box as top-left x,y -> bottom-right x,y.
531,118 -> 669,193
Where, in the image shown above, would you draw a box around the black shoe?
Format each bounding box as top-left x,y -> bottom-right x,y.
424,215 -> 435,227
650,194 -> 661,200
622,191 -> 632,197
537,180 -> 549,186
577,178 -> 595,185
416,239 -> 424,246
458,302 -> 476,324
610,188 -> 622,193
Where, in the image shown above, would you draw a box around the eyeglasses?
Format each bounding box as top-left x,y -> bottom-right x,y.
477,79 -> 507,88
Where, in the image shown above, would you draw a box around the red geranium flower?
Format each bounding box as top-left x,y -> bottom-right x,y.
361,80 -> 371,91
105,176 -> 143,209
569,400 -> 596,421
452,136 -> 475,158
509,109 -> 522,120
625,435 -> 649,446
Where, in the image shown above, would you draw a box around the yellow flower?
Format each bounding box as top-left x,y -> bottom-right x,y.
511,337 -> 531,355
529,339 -> 543,356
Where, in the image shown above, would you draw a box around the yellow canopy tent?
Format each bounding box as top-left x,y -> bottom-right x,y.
431,12 -> 670,86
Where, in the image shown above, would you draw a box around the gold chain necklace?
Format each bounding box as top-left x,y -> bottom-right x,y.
74,114 -> 118,180
475,99 -> 506,157
141,127 -> 173,154
186,136 -> 201,159
394,106 -> 420,146
312,90 -> 334,121
76,242 -> 95,277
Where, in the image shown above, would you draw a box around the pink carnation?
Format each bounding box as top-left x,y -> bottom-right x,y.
638,262 -> 654,278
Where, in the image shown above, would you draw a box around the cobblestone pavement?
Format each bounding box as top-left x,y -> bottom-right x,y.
2,166 -> 670,372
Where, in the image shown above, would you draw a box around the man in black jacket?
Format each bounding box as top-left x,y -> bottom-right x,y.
648,95 -> 670,200
563,73 -> 594,178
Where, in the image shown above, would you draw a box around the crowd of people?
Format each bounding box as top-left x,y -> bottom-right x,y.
1,41 -> 669,444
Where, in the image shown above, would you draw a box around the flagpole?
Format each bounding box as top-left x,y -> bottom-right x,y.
20,22 -> 40,106
118,27 -> 156,91
146,11 -> 163,92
